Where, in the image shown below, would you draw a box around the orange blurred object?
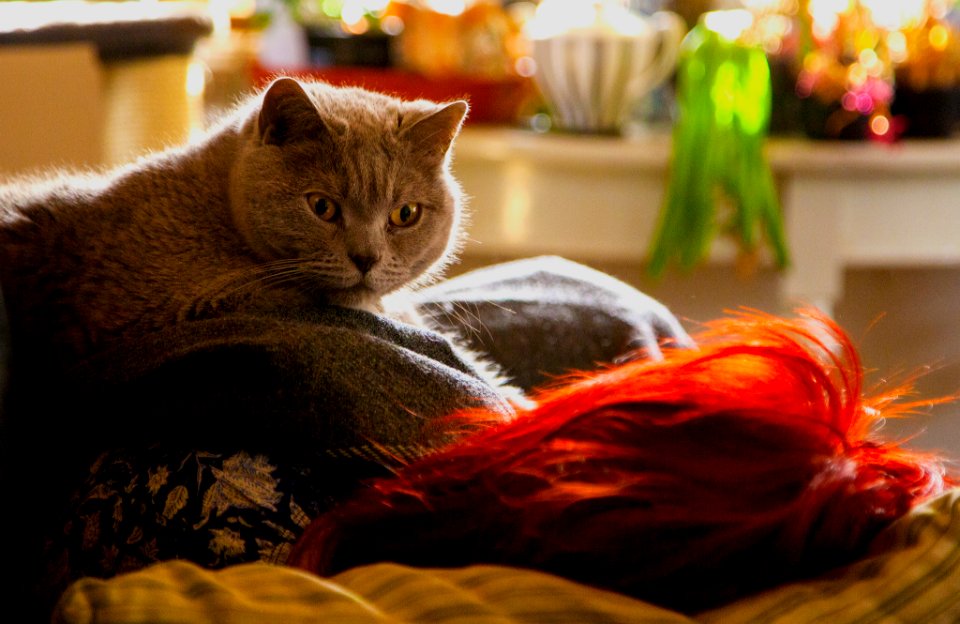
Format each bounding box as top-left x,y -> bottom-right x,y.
250,63 -> 534,125
389,0 -> 521,78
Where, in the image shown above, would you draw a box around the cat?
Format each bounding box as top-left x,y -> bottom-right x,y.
0,77 -> 473,372
0,78 -> 533,620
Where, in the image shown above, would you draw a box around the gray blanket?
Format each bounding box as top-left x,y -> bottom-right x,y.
2,255 -> 693,508
415,256 -> 693,392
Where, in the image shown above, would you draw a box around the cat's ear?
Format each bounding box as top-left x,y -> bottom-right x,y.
403,100 -> 469,164
258,77 -> 328,146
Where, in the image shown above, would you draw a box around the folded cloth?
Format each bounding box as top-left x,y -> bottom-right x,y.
72,304 -> 512,452
413,255 -> 693,393
4,304 -> 514,621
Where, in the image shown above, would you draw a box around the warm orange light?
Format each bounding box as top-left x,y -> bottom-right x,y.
808,0 -> 848,40
846,62 -> 867,88
858,48 -> 880,73
422,0 -> 467,17
929,24 -> 950,51
341,15 -> 370,34
514,55 -> 536,77
870,114 -> 890,135
381,14 -> 404,35
862,0 -> 925,30
803,51 -> 826,73
887,30 -> 908,63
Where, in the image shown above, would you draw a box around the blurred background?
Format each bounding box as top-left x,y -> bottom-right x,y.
1,0 -> 960,455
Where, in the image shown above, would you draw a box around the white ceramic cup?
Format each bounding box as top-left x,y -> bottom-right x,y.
530,9 -> 686,134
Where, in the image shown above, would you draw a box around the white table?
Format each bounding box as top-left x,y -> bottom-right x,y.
452,126 -> 960,314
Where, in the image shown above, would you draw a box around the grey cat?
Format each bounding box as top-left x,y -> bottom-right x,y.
0,77 -> 471,371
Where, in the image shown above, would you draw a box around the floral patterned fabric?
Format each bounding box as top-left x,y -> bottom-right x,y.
42,443 -> 425,607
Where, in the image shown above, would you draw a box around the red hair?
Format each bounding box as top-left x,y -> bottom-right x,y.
288,309 -> 952,611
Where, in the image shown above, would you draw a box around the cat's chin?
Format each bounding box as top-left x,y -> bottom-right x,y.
325,287 -> 384,315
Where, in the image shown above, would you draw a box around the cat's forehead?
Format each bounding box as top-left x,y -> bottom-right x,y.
301,82 -> 436,135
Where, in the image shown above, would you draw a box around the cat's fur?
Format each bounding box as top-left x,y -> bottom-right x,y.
0,77 -> 471,371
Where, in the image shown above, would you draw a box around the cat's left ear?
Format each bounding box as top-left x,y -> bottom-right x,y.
404,100 -> 469,164
258,77 -> 329,146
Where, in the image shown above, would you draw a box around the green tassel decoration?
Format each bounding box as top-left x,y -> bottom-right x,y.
649,10 -> 790,277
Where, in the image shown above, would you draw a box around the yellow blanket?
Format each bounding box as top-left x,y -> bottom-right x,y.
54,489 -> 960,624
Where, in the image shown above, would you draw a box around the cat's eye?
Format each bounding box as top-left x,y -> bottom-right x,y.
389,202 -> 422,227
305,193 -> 339,222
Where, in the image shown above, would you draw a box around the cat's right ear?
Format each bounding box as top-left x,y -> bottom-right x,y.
258,78 -> 326,146
402,100 -> 469,166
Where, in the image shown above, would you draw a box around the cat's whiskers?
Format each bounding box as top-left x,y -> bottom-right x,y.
210,260 -> 348,301
429,298 -> 514,345
433,301 -> 486,340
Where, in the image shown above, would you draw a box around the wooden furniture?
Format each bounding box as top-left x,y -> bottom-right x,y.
0,1 -> 211,176
452,126 -> 960,314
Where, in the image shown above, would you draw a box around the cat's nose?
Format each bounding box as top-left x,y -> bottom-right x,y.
350,253 -> 380,274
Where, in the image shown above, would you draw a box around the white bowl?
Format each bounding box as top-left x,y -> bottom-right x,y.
529,9 -> 686,134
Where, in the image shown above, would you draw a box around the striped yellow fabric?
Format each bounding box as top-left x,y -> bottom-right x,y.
53,489 -> 960,624
332,564 -> 695,624
701,488 -> 960,624
53,561 -> 692,624
53,560 -> 387,624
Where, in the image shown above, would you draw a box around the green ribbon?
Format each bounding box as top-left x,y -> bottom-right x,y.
648,15 -> 789,277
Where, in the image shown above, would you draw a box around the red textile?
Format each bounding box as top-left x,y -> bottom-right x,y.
288,309 -> 952,611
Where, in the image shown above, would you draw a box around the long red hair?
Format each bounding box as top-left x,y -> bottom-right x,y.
288,309 -> 952,612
